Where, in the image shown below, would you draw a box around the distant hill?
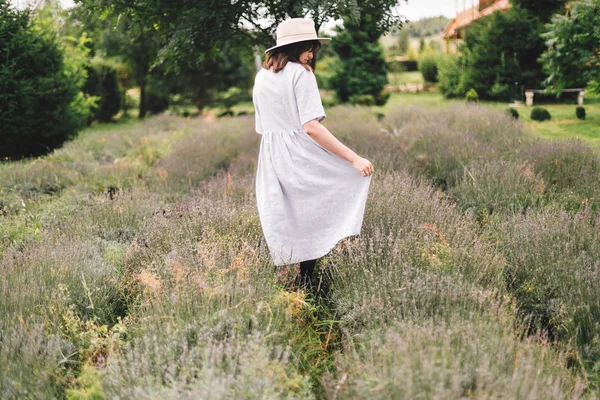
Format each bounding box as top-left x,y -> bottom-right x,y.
405,16 -> 450,38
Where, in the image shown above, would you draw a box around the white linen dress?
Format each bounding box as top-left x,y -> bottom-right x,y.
253,61 -> 371,266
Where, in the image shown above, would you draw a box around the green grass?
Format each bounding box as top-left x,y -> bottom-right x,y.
485,96 -> 600,143
522,102 -> 600,143
379,91 -> 600,144
375,91 -> 460,114
387,71 -> 425,86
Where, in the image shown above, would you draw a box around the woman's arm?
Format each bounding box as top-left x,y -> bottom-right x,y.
303,119 -> 374,177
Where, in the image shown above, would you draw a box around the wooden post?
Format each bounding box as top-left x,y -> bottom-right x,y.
525,91 -> 534,106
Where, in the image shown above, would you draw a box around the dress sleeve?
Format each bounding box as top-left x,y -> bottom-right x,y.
294,68 -> 326,126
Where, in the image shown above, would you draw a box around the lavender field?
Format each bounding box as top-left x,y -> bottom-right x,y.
1,105 -> 600,398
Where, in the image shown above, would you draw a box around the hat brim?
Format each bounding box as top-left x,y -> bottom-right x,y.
265,37 -> 331,54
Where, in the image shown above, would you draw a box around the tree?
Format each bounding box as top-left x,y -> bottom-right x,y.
75,0 -> 404,71
406,16 -> 449,37
541,0 -> 600,93
330,5 -> 394,105
83,59 -> 122,122
73,0 -> 405,111
169,39 -> 255,111
439,6 -> 548,101
397,27 -> 409,54
0,0 -> 91,158
510,0 -> 567,21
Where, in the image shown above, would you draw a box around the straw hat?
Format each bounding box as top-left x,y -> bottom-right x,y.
265,18 -> 331,54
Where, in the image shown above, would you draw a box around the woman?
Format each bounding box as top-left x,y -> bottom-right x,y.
253,18 -> 373,292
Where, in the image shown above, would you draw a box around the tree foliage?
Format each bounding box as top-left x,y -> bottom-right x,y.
83,59 -> 121,122
397,27 -> 409,55
330,6 -> 392,106
510,0 -> 567,22
406,16 -> 449,37
438,6 -> 547,101
418,51 -> 440,83
541,0 -> 600,94
75,0 -> 404,70
0,0 -> 91,158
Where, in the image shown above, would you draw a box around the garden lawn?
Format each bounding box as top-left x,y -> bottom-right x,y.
378,92 -> 600,144
387,70 -> 425,86
520,100 -> 600,143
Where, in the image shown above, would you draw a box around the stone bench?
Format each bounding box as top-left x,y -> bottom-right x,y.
525,88 -> 585,106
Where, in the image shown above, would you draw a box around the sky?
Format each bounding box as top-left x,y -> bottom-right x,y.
398,0 -> 456,21
15,0 -> 457,21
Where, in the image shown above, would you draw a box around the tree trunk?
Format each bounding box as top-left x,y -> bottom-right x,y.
138,80 -> 147,119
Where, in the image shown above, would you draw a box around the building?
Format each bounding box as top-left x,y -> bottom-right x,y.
442,0 -> 511,53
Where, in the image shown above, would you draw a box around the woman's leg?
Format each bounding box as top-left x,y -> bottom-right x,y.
296,259 -> 317,289
300,259 -> 317,279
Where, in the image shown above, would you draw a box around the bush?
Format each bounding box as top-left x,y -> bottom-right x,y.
326,171 -> 505,334
0,4 -> 90,158
83,59 -> 122,123
324,318 -> 581,399
506,108 -> 519,119
521,139 -> 600,209
387,59 -> 418,72
465,88 -> 479,103
449,161 -> 545,218
530,107 -> 551,121
418,52 -> 439,83
349,94 -> 375,106
145,87 -> 169,115
437,54 -> 466,98
217,86 -> 250,112
498,207 -> 600,365
384,106 -> 529,190
576,106 -> 586,120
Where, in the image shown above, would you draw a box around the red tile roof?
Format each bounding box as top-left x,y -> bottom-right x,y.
443,0 -> 511,39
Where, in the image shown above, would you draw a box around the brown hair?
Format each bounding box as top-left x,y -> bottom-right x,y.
263,40 -> 322,73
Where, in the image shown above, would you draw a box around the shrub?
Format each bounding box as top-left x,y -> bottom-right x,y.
506,107 -> 519,119
83,59 -> 122,123
323,318 -> 583,399
437,53 -> 466,98
218,110 -> 234,118
465,88 -> 479,103
325,172 -> 505,335
384,106 -> 529,190
0,4 -> 90,158
449,161 -> 545,218
418,52 -> 439,83
530,107 -> 551,121
498,207 -> 600,368
217,86 -> 250,112
387,59 -> 418,72
576,106 -> 586,120
0,323 -> 74,399
154,116 -> 258,192
349,94 -> 375,106
101,331 -> 312,398
145,87 -> 169,115
521,139 -> 600,209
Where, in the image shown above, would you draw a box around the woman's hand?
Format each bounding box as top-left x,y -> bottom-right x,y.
351,157 -> 374,177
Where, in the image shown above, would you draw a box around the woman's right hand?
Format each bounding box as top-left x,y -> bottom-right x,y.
351,156 -> 374,177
